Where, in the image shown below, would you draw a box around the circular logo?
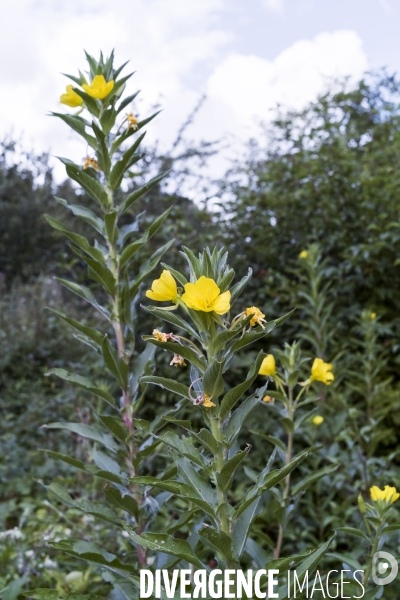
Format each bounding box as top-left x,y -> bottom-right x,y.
372,551 -> 398,586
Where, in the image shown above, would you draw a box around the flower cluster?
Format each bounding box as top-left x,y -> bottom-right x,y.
60,75 -> 114,108
146,270 -> 231,315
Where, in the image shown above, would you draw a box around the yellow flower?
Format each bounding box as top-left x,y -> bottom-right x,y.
312,415 -> 324,426
60,85 -> 83,108
170,354 -> 187,367
370,485 -> 400,504
82,75 -> 114,100
299,250 -> 308,259
370,312 -> 377,320
83,156 -> 99,171
152,329 -> 170,342
127,113 -> 139,130
202,394 -> 216,408
245,306 -> 266,328
181,276 -> 231,315
310,358 -> 334,385
259,354 -> 276,377
146,270 -> 178,302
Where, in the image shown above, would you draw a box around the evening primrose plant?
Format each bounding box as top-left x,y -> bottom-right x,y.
36,51 -> 341,599
254,342 -> 336,560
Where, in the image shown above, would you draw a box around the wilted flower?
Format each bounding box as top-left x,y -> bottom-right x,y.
152,329 -> 171,342
370,485 -> 400,504
127,113 -> 139,130
263,395 -> 274,404
299,250 -> 308,259
82,75 -> 114,99
181,276 -> 230,314
245,306 -> 266,328
312,415 -> 324,426
146,270 -> 178,302
202,394 -> 216,408
83,156 -> 99,171
310,358 -> 334,385
259,354 -> 276,377
60,85 -> 83,107
170,354 -> 187,367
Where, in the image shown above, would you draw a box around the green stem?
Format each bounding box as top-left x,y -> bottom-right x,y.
274,386 -> 294,560
364,522 -> 383,587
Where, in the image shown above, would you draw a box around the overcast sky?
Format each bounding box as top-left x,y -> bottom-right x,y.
0,0 -> 398,179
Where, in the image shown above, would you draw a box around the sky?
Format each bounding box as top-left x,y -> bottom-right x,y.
0,0 -> 399,181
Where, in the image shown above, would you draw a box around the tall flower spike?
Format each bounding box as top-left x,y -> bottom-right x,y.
60,85 -> 83,108
310,358 -> 334,385
146,270 -> 178,302
82,75 -> 114,99
181,276 -> 231,314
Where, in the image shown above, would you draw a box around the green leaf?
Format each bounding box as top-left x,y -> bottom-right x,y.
199,526 -> 234,561
85,256 -> 116,295
237,450 -> 309,517
51,112 -> 97,149
54,197 -> 104,234
225,386 -> 266,445
63,161 -> 110,208
142,305 -> 200,340
45,215 -> 105,263
160,431 -> 206,469
292,463 -> 339,496
119,171 -> 168,213
109,133 -> 146,189
41,450 -> 124,485
101,338 -> 129,388
203,358 -> 225,400
104,487 -> 139,519
381,523 -> 400,534
336,526 -> 369,540
176,456 -> 218,508
217,449 -> 248,491
232,497 -> 263,559
42,422 -> 119,453
229,268 -> 252,303
220,351 -> 266,420
49,309 -> 104,348
126,531 -> 206,570
45,367 -> 115,408
142,337 -> 207,373
276,534 -> 336,599
92,121 -> 111,175
140,376 -> 191,400
56,278 -> 110,320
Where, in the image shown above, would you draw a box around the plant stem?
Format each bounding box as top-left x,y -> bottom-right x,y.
364,522 -> 383,587
274,386 -> 294,560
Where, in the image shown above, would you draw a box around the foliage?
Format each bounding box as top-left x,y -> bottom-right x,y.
1,61 -> 400,599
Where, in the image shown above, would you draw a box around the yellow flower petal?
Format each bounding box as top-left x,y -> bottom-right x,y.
146,270 -> 178,302
211,290 -> 231,315
60,85 -> 83,108
181,276 -> 230,314
82,75 -> 114,99
310,358 -> 334,385
370,485 -> 400,504
259,354 -> 276,376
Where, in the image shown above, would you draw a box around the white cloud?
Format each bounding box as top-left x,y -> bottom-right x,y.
261,0 -> 285,14
206,30 -> 368,127
0,1 -> 369,187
